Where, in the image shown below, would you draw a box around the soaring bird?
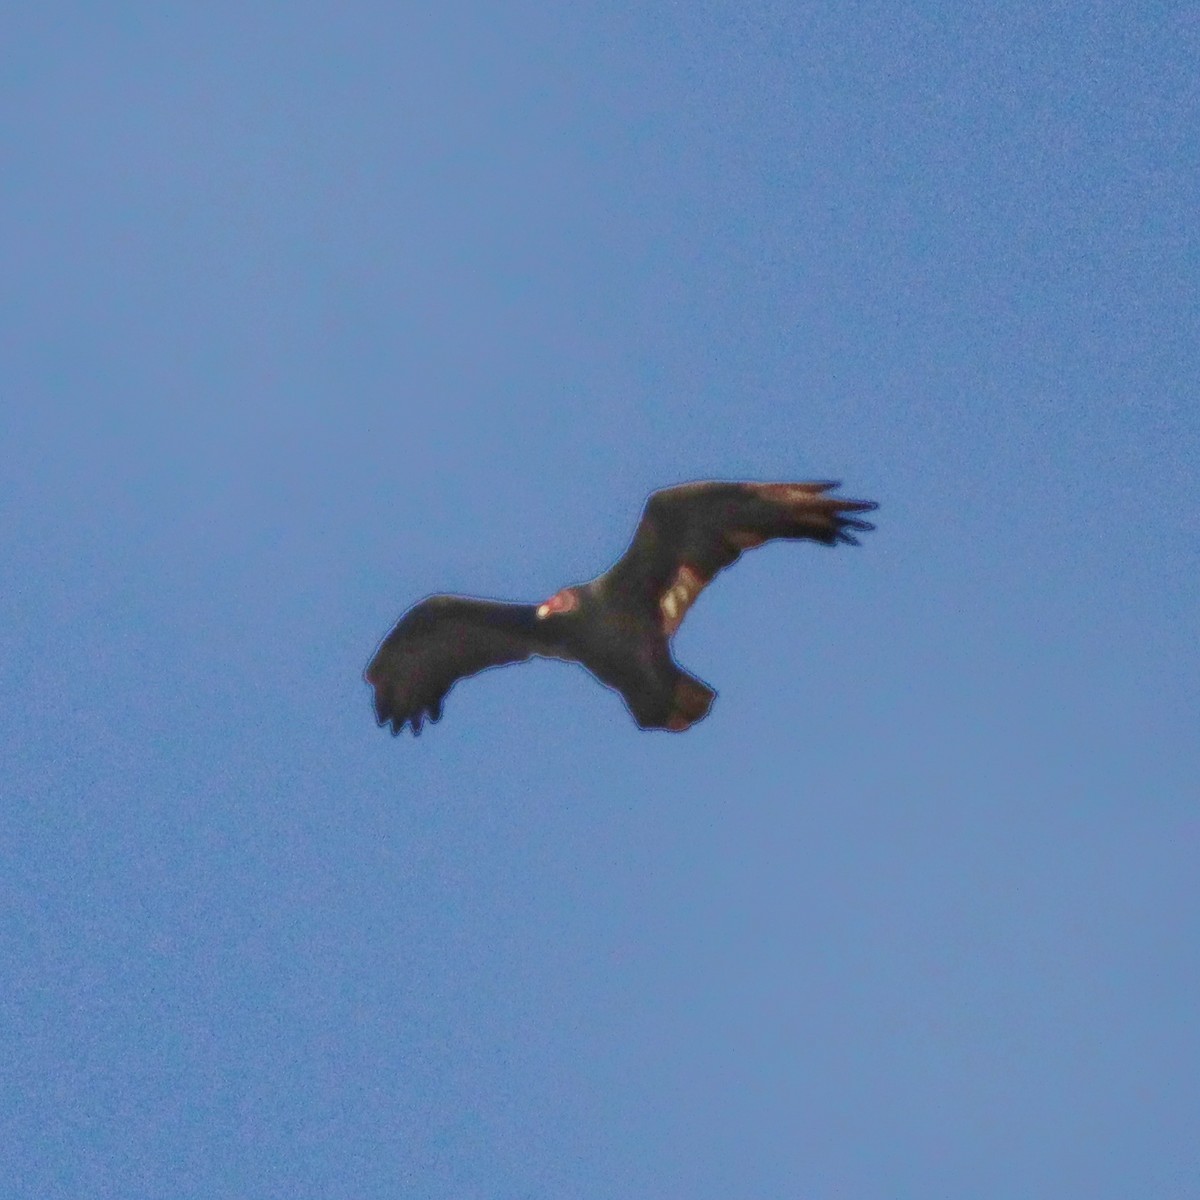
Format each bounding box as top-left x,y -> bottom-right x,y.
365,480 -> 877,736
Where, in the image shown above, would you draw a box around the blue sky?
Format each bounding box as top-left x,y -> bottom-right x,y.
3,2 -> 1197,1196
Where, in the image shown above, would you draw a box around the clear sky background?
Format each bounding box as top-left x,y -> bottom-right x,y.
3,3 -> 1198,1197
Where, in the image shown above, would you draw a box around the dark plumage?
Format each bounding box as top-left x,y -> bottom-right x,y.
365,480 -> 877,736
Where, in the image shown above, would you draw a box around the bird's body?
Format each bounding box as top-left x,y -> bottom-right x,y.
365,480 -> 877,735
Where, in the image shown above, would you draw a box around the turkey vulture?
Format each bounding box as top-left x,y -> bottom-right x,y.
365,480 -> 877,736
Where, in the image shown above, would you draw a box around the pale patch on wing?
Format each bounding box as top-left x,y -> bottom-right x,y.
659,563 -> 707,636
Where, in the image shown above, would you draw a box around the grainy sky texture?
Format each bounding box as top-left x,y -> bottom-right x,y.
3,3 -> 1198,1197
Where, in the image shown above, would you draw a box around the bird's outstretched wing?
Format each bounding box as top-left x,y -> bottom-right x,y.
604,481 -> 878,633
364,596 -> 551,735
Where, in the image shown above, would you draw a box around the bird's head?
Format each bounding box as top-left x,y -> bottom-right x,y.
536,587 -> 581,620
